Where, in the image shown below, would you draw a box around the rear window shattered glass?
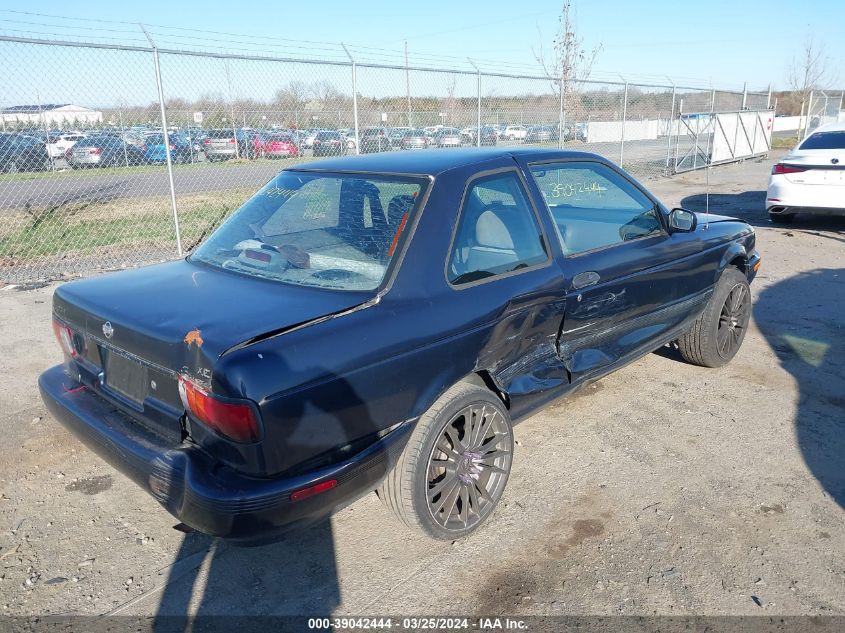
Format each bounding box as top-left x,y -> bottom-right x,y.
191,171 -> 427,291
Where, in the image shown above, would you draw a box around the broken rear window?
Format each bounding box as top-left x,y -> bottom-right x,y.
191,171 -> 428,291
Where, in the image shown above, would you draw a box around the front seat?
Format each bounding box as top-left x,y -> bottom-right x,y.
463,208 -> 519,274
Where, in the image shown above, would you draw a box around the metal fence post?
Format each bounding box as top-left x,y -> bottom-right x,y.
741,81 -> 748,110
619,82 -> 628,166
766,84 -> 772,110
341,44 -> 360,155
665,83 -> 675,168
558,75 -> 565,150
468,59 -> 481,147
118,106 -> 129,167
140,24 -> 182,258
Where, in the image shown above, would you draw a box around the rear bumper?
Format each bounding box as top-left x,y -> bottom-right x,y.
767,177 -> 845,215
39,365 -> 412,543
70,155 -> 102,165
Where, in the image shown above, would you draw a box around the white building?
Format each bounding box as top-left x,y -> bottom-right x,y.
1,104 -> 103,127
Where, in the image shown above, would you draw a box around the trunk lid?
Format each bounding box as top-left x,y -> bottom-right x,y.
55,259 -> 372,385
782,150 -> 845,186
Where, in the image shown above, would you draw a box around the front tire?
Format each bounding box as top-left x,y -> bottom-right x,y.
377,383 -> 513,540
678,268 -> 751,368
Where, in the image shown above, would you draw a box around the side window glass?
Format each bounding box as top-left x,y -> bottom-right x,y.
448,172 -> 547,285
529,162 -> 663,255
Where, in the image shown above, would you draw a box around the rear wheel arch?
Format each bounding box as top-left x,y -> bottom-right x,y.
457,370 -> 510,410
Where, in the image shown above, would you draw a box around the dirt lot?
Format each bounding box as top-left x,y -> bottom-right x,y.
0,150 -> 843,621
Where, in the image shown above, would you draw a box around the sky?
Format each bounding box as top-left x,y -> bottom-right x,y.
1,1 -> 842,109
3,0 -> 841,90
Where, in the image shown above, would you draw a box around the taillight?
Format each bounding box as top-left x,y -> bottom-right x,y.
90,148 -> 102,155
772,163 -> 807,175
64,148 -> 72,159
52,319 -> 84,358
203,138 -> 211,145
169,144 -> 176,150
228,139 -> 236,144
178,375 -> 261,443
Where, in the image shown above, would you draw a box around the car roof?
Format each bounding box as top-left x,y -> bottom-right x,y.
290,147 -> 608,176
807,122 -> 845,134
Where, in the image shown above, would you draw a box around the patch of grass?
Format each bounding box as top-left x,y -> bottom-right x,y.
0,189 -> 252,261
771,136 -> 798,149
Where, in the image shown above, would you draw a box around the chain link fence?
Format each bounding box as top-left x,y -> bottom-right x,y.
1,35 -> 780,284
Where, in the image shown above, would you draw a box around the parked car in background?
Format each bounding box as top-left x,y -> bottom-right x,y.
263,132 -> 302,158
46,133 -> 86,160
312,130 -> 347,157
142,133 -> 195,164
68,135 -> 146,168
504,125 -> 528,141
40,147 -> 760,544
564,122 -> 588,142
433,127 -> 463,148
767,122 -> 845,223
360,127 -> 391,153
388,127 -> 412,149
340,129 -> 357,151
0,134 -> 51,173
300,129 -> 323,150
243,130 -> 268,159
400,129 -> 430,150
203,129 -> 239,161
525,125 -> 554,144
182,130 -> 207,156
460,126 -> 498,146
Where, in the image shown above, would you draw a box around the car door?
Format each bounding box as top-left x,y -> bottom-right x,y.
523,159 -> 714,383
443,167 -> 571,416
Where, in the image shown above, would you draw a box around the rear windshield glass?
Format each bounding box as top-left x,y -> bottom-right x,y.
268,134 -> 293,142
191,171 -> 428,291
799,131 -> 845,150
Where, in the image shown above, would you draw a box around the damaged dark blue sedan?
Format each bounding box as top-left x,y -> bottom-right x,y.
39,148 -> 760,542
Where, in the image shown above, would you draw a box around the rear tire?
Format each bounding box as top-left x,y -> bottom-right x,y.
678,268 -> 751,368
769,212 -> 794,224
377,383 -> 513,541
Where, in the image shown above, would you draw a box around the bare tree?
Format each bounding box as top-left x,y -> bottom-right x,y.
788,36 -> 834,113
273,81 -> 309,111
533,0 -> 601,111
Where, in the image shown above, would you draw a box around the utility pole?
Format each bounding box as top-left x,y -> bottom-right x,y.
405,41 -> 412,127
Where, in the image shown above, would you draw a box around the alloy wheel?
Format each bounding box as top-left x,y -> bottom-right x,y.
426,403 -> 512,532
717,283 -> 749,358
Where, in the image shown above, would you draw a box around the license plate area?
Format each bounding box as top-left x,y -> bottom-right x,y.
104,351 -> 148,405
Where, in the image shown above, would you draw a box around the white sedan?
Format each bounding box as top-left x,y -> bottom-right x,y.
46,132 -> 86,160
767,122 -> 845,223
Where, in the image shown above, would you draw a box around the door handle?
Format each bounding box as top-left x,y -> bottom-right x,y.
572,271 -> 600,290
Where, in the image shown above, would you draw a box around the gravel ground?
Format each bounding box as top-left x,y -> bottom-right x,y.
0,150 -> 843,621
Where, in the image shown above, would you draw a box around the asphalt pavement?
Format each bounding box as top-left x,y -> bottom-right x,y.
0,138 -> 679,210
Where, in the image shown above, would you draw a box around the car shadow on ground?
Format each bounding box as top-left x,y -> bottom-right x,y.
150,365 -> 389,632
657,267 -> 845,511
755,268 -> 845,511
680,190 -> 845,234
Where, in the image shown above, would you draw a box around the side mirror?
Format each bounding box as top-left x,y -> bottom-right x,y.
668,208 -> 697,233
